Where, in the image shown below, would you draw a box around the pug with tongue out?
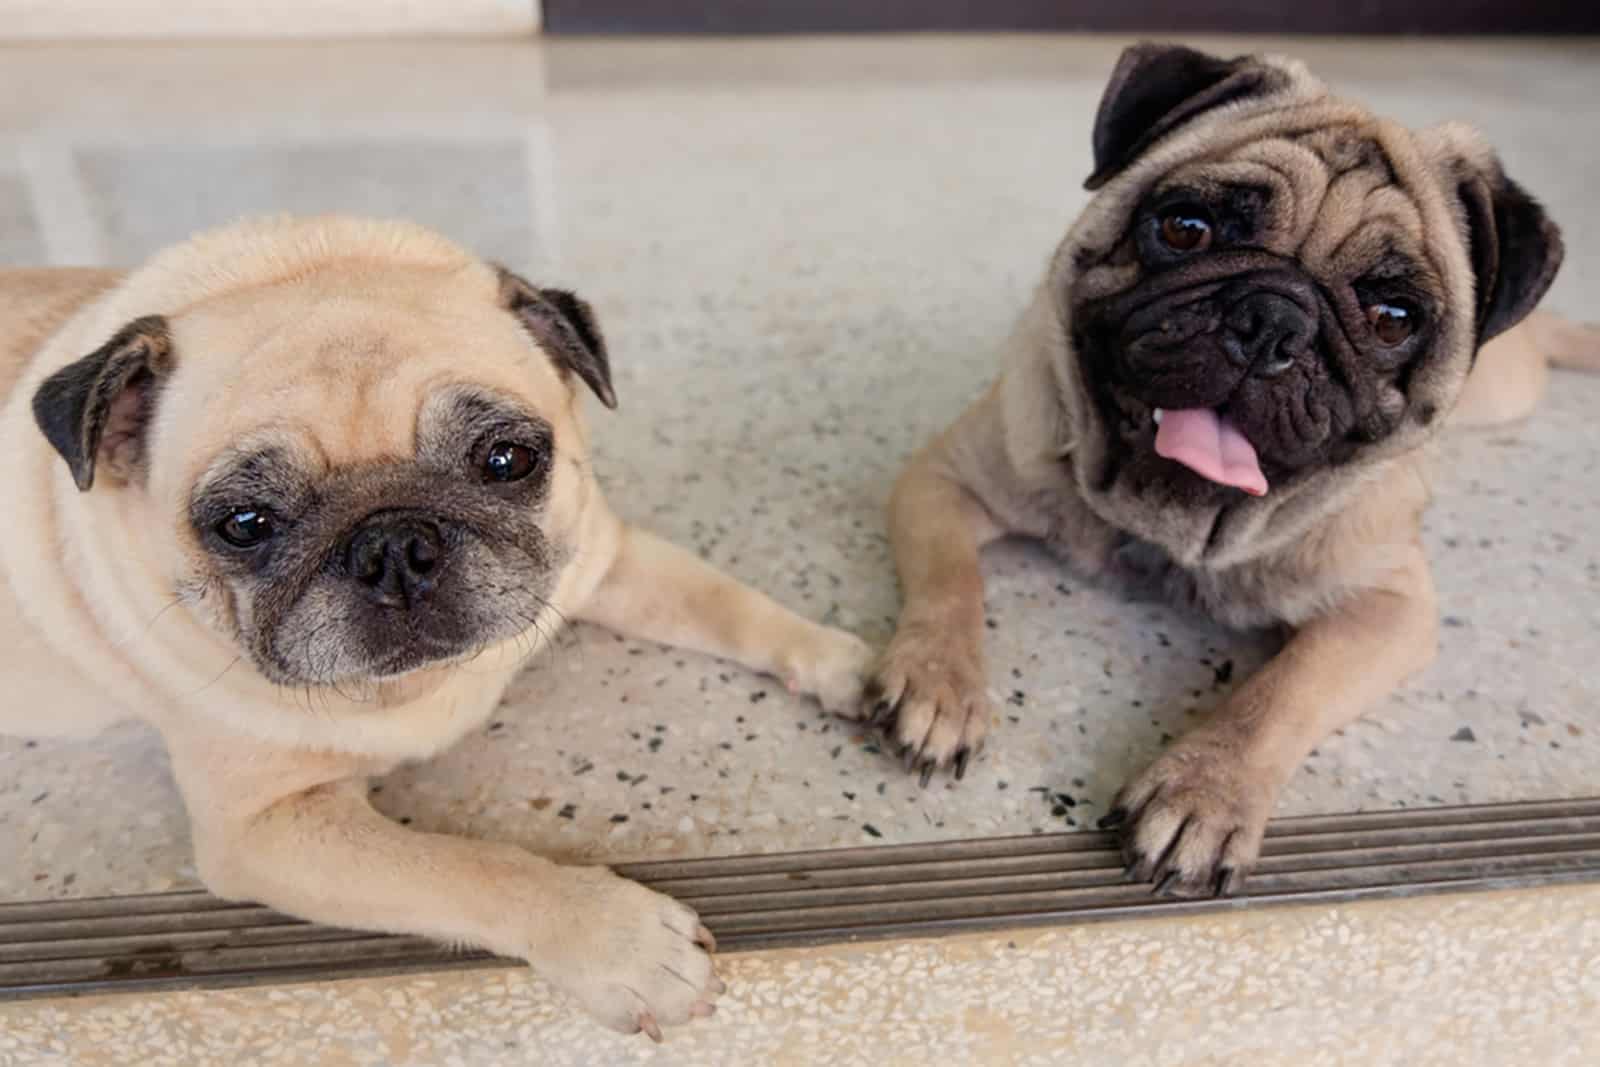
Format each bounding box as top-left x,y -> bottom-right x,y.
859,43 -> 1596,896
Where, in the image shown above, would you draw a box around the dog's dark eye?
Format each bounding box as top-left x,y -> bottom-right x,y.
1366,302 -> 1416,346
216,508 -> 274,549
1158,209 -> 1214,253
483,441 -> 540,483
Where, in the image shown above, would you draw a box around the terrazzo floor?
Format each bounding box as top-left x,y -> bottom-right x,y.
1,34 -> 1598,902
4,884 -> 1596,1066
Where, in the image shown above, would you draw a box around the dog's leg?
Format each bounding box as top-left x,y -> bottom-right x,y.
577,525 -> 874,715
1108,549 -> 1438,896
1529,310 -> 1600,372
168,735 -> 720,1039
1450,311 -> 1600,427
866,440 -> 1005,783
1450,319 -> 1551,427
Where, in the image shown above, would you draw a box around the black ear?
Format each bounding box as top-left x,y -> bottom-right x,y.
1086,43 -> 1283,191
1457,167 -> 1564,345
497,267 -> 617,410
31,315 -> 173,492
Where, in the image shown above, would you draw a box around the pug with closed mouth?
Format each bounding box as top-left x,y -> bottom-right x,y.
0,216 -> 873,1037
863,44 -> 1596,895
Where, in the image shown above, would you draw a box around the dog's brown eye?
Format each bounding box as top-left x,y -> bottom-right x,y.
1159,210 -> 1213,253
483,441 -> 538,483
217,508 -> 273,548
1366,302 -> 1416,346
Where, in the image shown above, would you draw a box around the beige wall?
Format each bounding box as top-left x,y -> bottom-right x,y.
0,1 -> 539,40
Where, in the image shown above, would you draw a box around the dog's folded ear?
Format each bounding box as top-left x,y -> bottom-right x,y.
1086,43 -> 1283,191
497,267 -> 617,410
32,315 -> 173,492
1456,164 -> 1564,345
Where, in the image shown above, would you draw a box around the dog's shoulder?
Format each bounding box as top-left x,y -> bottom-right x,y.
932,287 -> 1119,567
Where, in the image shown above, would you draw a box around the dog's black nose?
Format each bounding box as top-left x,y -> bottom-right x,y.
344,512 -> 445,608
1223,292 -> 1314,378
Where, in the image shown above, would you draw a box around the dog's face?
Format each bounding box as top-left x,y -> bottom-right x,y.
32,252 -> 617,688
1062,45 -> 1563,508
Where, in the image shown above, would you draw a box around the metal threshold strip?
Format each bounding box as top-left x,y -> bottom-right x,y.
3,797 -> 1598,1001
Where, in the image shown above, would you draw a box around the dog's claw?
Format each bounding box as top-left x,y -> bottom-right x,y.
868,700 -> 893,727
1153,871 -> 1180,897
638,1013 -> 663,1043
878,706 -> 899,735
953,750 -> 970,781
1097,807 -> 1128,830
918,760 -> 935,788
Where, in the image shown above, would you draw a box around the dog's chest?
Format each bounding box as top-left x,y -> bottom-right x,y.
1102,534 -> 1285,630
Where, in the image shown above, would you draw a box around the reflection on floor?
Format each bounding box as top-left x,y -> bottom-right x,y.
2,34 -> 1597,900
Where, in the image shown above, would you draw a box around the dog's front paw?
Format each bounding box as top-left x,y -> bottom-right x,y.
1101,729 -> 1276,898
532,867 -> 722,1040
782,625 -> 875,717
864,623 -> 992,785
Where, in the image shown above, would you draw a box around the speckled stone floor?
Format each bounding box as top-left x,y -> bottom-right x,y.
4,884 -> 1597,1066
1,35 -> 1598,901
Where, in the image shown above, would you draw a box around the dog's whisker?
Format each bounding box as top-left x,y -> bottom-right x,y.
187,656 -> 243,698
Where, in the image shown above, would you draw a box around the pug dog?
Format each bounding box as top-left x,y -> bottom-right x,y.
864,44 -> 1596,896
0,216 -> 873,1037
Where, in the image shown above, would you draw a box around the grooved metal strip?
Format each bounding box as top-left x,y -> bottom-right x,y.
2,798 -> 1597,1001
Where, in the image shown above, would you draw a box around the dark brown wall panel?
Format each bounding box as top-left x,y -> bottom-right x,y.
543,1 -> 1600,37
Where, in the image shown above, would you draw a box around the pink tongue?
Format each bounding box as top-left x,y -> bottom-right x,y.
1154,409 -> 1268,496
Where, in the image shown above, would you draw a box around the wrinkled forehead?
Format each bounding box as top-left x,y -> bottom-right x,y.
185,383 -> 546,500
166,279 -> 566,447
1067,98 -> 1470,277
1063,105 -> 1481,355
153,288 -> 571,503
1151,118 -> 1444,281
